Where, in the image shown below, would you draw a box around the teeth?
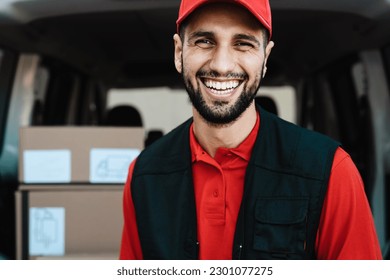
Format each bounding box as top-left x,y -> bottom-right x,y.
204,80 -> 239,91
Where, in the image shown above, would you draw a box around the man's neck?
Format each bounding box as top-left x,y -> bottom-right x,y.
192,103 -> 258,158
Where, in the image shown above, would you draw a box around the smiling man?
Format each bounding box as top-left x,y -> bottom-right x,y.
175,3 -> 273,130
119,0 -> 382,260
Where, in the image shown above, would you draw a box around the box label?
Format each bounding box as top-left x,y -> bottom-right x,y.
90,148 -> 140,183
29,207 -> 65,256
23,150 -> 71,183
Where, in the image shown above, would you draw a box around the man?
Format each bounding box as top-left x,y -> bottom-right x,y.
120,0 -> 382,259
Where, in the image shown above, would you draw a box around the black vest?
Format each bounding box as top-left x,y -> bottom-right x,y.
131,107 -> 339,259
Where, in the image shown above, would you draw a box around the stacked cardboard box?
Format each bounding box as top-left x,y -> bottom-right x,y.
15,127 -> 144,259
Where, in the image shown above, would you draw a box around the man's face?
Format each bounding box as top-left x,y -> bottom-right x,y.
174,3 -> 274,126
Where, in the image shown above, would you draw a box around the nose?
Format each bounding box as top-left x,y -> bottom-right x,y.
209,45 -> 236,76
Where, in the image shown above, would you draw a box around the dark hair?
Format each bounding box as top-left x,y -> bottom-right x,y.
178,20 -> 187,41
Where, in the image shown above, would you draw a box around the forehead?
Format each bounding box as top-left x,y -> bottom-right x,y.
184,2 -> 264,36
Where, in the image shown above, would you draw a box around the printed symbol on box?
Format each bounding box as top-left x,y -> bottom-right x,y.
90,148 -> 140,183
33,208 -> 58,248
96,155 -> 131,179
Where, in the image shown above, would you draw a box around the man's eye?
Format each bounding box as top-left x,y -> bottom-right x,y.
235,42 -> 254,51
195,39 -> 214,48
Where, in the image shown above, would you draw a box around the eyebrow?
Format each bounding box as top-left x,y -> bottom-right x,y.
187,31 -> 214,41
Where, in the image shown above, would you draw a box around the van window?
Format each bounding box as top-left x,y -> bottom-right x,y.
107,87 -> 192,134
257,86 -> 296,124
0,49 -> 17,156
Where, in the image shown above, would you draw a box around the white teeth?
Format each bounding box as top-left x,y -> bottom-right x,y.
204,80 -> 239,91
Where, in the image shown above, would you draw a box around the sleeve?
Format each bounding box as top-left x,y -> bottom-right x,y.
315,147 -> 382,259
119,159 -> 144,260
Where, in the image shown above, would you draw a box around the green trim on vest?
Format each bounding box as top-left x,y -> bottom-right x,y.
131,106 -> 339,259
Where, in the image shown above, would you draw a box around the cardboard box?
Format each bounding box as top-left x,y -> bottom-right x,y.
19,127 -> 144,184
15,185 -> 124,260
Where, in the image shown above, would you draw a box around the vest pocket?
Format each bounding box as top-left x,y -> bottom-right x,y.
253,197 -> 308,259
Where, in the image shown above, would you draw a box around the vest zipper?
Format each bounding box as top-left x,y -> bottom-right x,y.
238,244 -> 243,260
304,215 -> 308,252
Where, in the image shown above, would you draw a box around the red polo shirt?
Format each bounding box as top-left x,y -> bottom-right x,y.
190,116 -> 259,259
120,115 -> 382,260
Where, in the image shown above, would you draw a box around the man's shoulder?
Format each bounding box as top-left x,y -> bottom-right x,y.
261,108 -> 339,150
257,109 -> 340,179
133,118 -> 193,176
143,118 -> 192,154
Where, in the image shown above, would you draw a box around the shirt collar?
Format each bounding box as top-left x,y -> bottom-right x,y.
190,112 -> 260,163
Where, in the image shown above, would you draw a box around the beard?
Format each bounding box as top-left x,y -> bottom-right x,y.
182,66 -> 263,127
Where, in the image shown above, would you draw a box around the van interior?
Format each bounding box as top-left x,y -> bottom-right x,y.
0,0 -> 390,259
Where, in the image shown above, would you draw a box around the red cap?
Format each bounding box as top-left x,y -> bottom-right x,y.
176,0 -> 272,38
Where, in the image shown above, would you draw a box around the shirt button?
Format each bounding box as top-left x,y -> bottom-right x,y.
213,190 -> 219,197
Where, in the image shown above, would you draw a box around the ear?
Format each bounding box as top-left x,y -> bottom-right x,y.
173,34 -> 183,73
262,40 -> 274,77
265,40 -> 274,59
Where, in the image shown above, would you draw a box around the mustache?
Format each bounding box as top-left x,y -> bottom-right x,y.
196,70 -> 248,80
